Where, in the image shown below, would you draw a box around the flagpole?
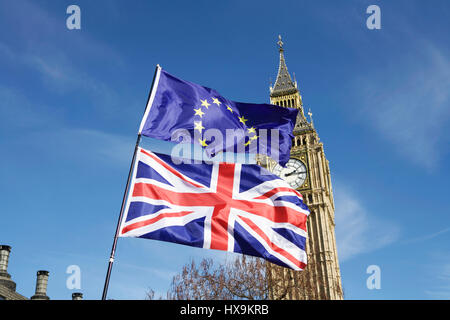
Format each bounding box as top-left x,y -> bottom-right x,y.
101,134 -> 141,300
101,65 -> 160,300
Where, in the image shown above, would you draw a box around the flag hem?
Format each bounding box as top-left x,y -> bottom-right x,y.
138,65 -> 162,134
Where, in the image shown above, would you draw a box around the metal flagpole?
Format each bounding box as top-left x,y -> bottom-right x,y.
101,65 -> 161,300
101,134 -> 141,300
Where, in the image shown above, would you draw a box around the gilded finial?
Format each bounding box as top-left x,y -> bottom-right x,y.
308,108 -> 314,127
277,35 -> 284,51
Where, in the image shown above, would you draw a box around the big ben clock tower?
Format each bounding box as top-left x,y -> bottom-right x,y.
264,36 -> 343,300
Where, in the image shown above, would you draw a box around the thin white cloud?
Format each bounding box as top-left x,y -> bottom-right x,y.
0,85 -> 54,128
0,0 -> 124,65
117,262 -> 177,282
355,40 -> 450,170
334,183 -> 400,262
0,39 -> 123,116
424,256 -> 450,299
424,289 -> 450,299
0,84 -> 135,167
40,128 -> 135,166
0,0 -> 128,117
403,227 -> 450,244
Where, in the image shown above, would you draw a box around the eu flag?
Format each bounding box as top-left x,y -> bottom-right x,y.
139,66 -> 298,166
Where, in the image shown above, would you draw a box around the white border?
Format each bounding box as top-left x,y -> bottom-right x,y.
138,65 -> 162,134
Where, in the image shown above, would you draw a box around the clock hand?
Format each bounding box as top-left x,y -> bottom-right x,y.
284,171 -> 297,177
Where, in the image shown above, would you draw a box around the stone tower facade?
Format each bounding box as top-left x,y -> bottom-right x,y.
264,36 -> 343,300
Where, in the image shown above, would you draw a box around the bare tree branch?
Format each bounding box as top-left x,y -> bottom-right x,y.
146,253 -> 342,300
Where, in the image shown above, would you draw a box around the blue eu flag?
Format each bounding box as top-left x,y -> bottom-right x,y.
138,66 -> 298,166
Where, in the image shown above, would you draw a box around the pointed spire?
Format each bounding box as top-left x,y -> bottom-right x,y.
270,35 -> 298,97
308,108 -> 314,128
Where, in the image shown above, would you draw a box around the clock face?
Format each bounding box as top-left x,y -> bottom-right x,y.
272,158 -> 307,189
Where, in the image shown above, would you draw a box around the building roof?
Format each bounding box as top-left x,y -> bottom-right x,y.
0,284 -> 28,300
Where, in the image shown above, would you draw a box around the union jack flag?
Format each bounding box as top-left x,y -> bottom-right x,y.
119,147 -> 310,270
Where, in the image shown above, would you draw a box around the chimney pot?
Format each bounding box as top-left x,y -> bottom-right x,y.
72,292 -> 83,300
0,245 -> 12,274
0,245 -> 11,252
31,270 -> 50,300
0,245 -> 16,291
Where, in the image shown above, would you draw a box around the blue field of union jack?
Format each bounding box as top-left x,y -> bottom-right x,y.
119,147 -> 310,270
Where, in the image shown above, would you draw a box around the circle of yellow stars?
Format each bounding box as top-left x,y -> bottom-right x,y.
193,97 -> 259,148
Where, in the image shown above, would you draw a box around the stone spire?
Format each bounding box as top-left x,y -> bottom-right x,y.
268,36 -> 312,134
270,35 -> 298,97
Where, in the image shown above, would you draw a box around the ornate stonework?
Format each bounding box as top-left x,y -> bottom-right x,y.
264,36 -> 343,300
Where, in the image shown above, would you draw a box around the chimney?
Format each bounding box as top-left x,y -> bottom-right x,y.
0,245 -> 16,291
31,270 -> 50,300
72,292 -> 83,300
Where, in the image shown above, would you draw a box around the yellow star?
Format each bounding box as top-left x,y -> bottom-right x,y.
250,135 -> 259,141
199,138 -> 208,147
194,121 -> 205,133
244,140 -> 252,146
200,99 -> 211,109
238,116 -> 248,125
212,98 -> 221,106
226,105 -> 233,112
194,108 -> 205,117
247,127 -> 256,134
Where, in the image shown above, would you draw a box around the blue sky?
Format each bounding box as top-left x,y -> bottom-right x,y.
0,0 -> 449,300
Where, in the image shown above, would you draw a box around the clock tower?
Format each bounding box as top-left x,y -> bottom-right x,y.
264,36 -> 343,300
